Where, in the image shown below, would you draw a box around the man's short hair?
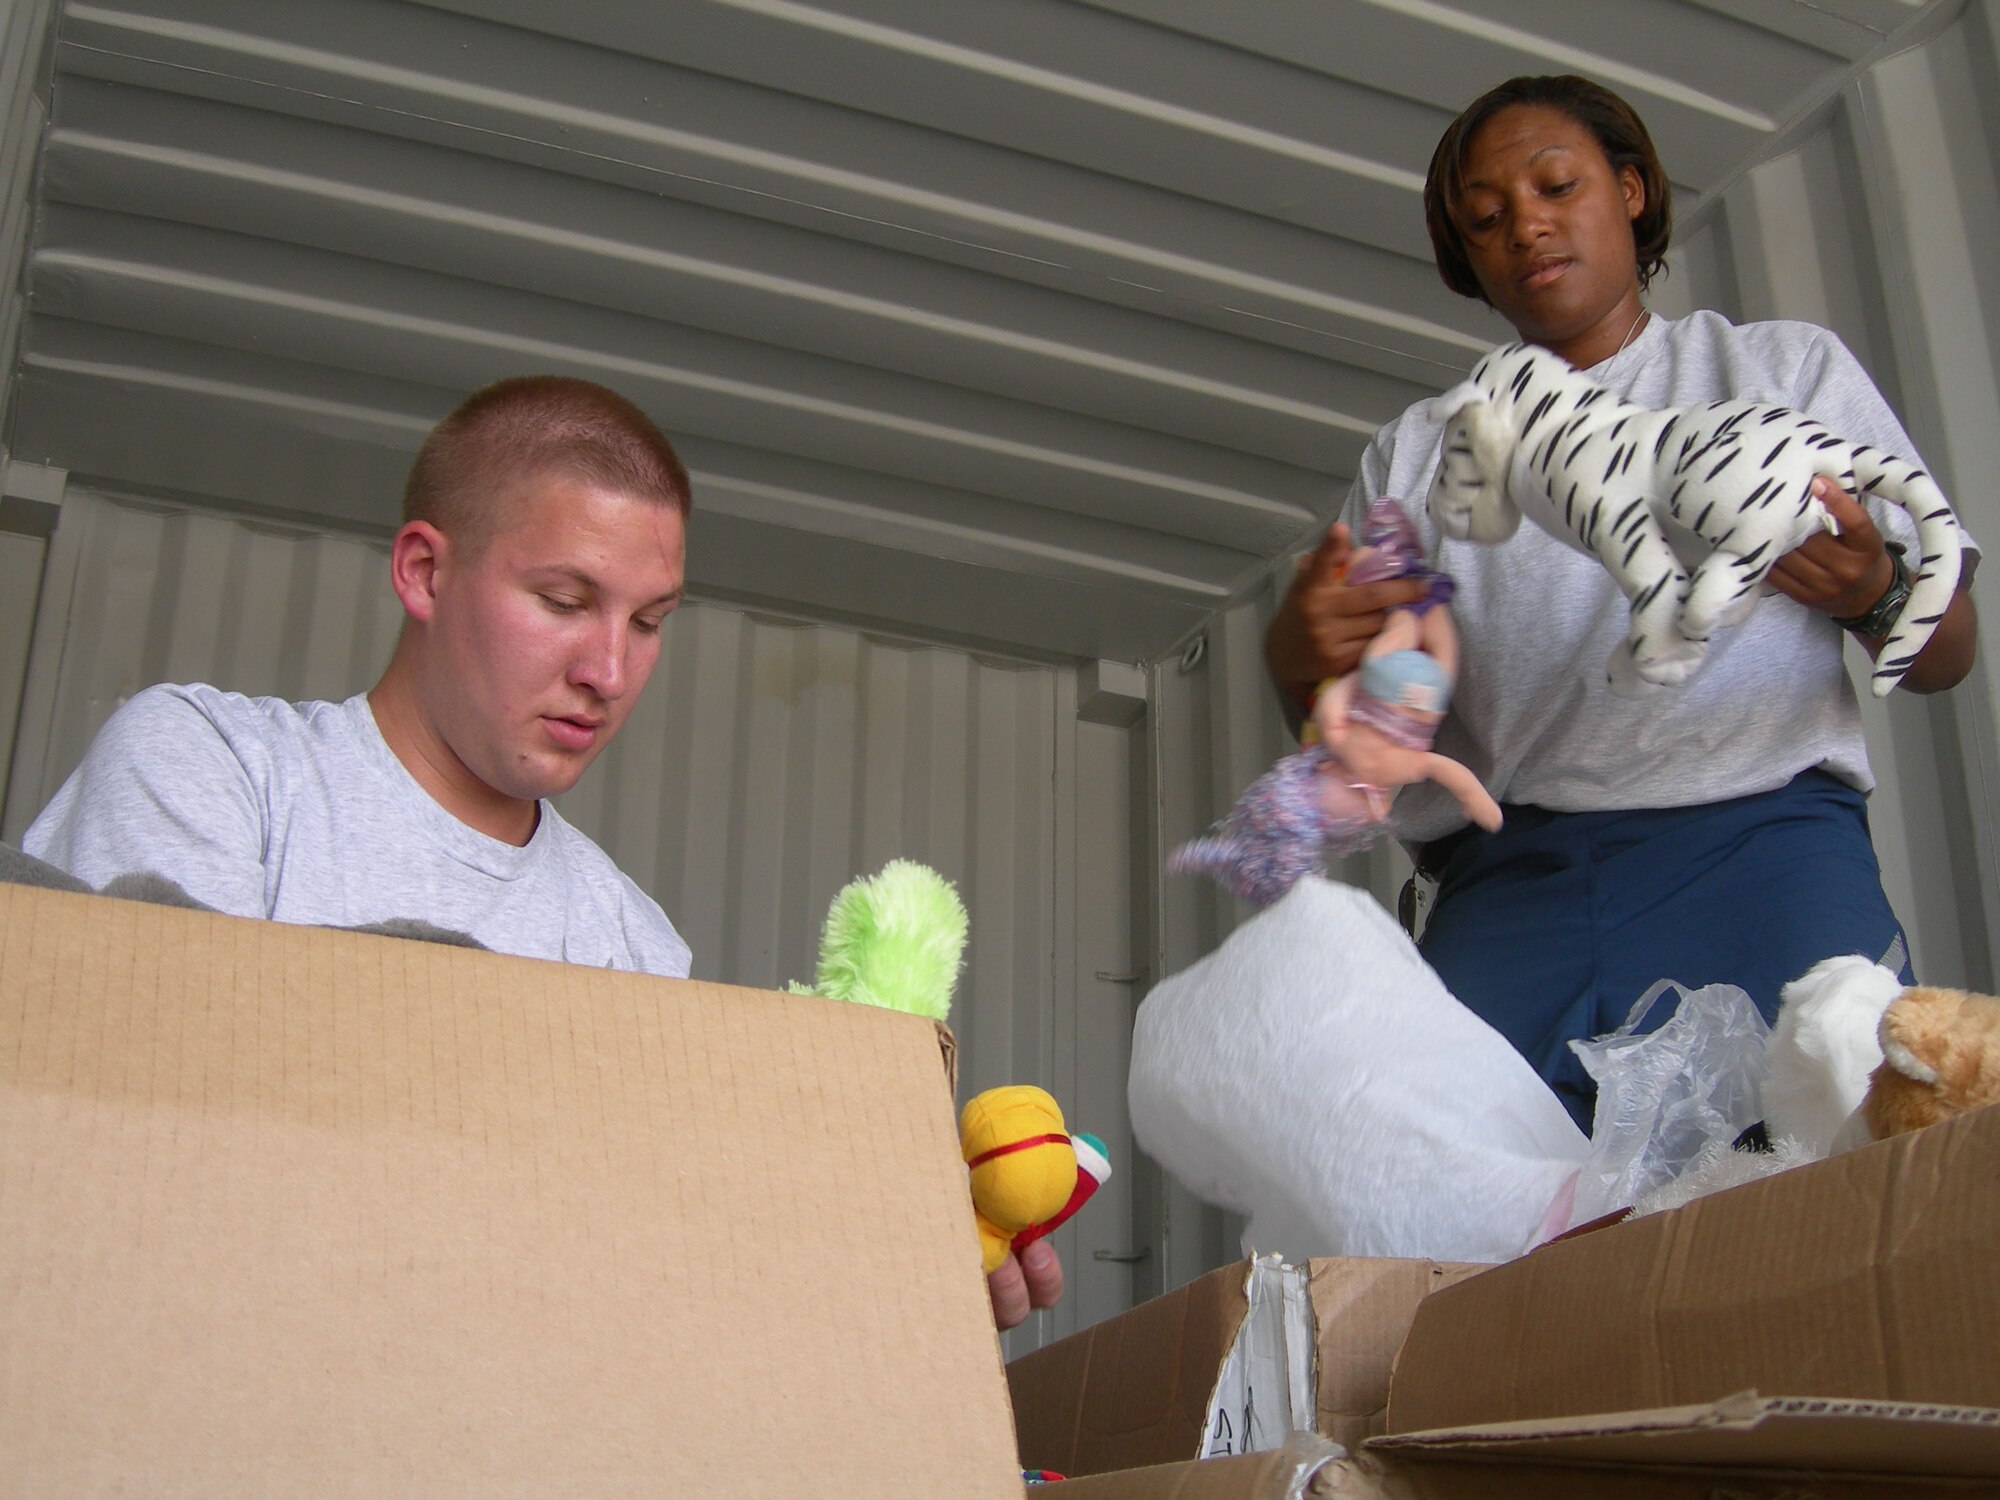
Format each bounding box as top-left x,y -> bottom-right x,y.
402,376 -> 692,553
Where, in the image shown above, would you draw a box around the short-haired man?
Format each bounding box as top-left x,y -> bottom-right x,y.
28,373 -> 1064,1328
27,375 -> 693,974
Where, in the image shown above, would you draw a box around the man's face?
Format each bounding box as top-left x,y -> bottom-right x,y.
425,475 -> 685,805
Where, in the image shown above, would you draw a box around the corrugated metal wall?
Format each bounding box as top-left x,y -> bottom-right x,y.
0,0 -> 49,441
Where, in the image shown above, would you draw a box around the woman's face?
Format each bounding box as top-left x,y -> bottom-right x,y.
1453,102 -> 1647,366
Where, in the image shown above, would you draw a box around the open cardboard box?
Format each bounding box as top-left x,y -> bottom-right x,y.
0,881 -> 1027,1496
1014,1107 -> 2000,1496
9,877 -> 2000,1497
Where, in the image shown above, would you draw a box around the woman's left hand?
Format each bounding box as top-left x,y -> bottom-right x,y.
1765,476 -> 1893,619
1768,474 -> 1978,693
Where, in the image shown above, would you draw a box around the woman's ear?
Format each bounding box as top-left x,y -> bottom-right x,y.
1620,162 -> 1645,223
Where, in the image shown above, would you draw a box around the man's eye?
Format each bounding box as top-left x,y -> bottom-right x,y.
540,595 -> 582,614
1548,179 -> 1578,196
633,614 -> 665,636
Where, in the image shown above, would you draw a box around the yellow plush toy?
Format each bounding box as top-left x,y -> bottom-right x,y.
960,1084 -> 1108,1275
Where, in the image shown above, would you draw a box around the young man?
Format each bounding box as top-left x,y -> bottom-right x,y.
26,375 -> 693,975
25,372 -> 1064,1329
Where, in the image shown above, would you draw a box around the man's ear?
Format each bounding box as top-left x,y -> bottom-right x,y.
389,520 -> 449,624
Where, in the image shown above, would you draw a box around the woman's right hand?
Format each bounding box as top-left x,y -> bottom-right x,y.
1265,522 -> 1428,714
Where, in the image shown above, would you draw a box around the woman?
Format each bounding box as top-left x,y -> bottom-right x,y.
1265,75 -> 1979,1130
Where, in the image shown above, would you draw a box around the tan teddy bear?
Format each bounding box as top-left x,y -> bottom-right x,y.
1854,985 -> 2000,1143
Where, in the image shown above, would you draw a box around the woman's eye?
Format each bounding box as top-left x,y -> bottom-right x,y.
1548,179 -> 1578,196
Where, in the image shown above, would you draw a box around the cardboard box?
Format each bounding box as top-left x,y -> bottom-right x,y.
0,883 -> 1023,1497
1008,1255 -> 1485,1476
1388,1100 -> 2000,1431
1012,1107 -> 2000,1495
17,875 -> 1999,1496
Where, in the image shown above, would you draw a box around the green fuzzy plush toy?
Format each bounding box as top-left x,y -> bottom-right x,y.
789,858 -> 967,1021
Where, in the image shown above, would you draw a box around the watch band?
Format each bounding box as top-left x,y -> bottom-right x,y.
1832,541 -> 1912,637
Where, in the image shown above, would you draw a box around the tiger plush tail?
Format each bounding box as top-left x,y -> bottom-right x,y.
1849,451 -> 1963,696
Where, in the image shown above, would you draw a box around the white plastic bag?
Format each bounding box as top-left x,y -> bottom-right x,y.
1129,877 -> 1590,1262
1566,980 -> 1771,1226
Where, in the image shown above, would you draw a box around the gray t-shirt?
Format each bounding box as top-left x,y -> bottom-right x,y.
24,683 -> 693,977
1348,310 -> 1978,843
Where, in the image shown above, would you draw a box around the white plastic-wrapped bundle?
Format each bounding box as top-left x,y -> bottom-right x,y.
1129,877 -> 1590,1262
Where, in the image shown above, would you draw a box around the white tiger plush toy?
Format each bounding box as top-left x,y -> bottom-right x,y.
1427,341 -> 1963,697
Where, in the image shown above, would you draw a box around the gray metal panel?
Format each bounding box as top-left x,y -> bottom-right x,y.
0,0 -> 54,446
15,0 -> 1944,663
0,526 -> 45,817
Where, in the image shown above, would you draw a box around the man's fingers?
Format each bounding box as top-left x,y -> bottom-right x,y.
988,1255 -> 1030,1331
1018,1239 -> 1064,1309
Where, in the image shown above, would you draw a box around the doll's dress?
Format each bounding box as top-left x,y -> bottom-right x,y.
1167,744 -> 1387,908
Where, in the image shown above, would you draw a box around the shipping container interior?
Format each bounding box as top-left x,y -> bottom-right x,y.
0,0 -> 1996,1353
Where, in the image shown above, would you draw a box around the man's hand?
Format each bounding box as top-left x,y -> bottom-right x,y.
1265,522 -> 1428,718
988,1239 -> 1063,1331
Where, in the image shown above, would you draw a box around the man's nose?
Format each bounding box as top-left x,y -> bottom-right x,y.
569,619 -> 629,699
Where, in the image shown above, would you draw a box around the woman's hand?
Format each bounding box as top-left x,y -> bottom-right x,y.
1769,476 -> 1977,693
1766,477 -> 1894,619
1265,523 -> 1428,718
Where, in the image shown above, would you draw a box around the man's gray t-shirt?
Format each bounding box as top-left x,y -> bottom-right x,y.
25,683 -> 693,977
1347,310 -> 1979,844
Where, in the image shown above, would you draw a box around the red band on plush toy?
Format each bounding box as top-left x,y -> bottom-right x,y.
966,1132 -> 1070,1168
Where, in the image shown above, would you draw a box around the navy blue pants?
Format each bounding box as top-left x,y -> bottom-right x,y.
1416,770 -> 1912,1133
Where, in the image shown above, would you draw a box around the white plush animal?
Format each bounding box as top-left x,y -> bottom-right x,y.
1428,342 -> 1963,696
1761,953 -> 1902,1156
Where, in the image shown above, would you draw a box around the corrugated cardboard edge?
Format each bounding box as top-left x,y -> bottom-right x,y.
1045,1432 -> 1349,1499
1368,1391 -> 2000,1481
935,1018 -> 958,1092
1388,1103 -> 2000,1433
1307,1258 -> 1489,1452
1006,1260 -> 1256,1476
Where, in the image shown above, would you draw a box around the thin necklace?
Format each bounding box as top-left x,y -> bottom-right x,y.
1613,306 -> 1649,358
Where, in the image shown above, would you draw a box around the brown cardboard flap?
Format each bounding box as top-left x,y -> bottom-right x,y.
1007,1255 -> 1483,1478
1389,1104 -> 2000,1433
1307,1258 -> 1488,1451
1371,1391 -> 2000,1481
1044,1434 -> 1349,1499
0,884 -> 1020,1497
1007,1259 -> 1254,1476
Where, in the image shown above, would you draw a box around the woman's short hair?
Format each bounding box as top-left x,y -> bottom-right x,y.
403,375 -> 692,554
1423,74 -> 1673,302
